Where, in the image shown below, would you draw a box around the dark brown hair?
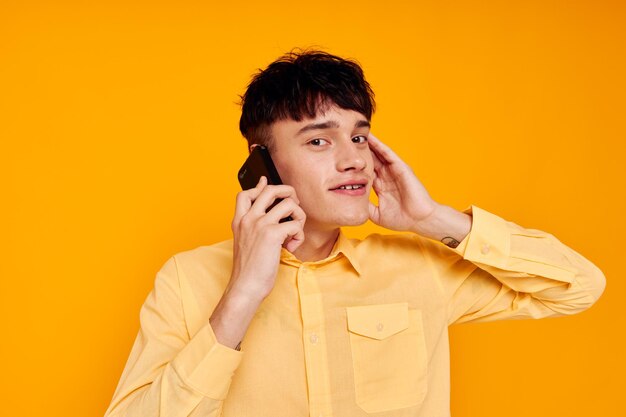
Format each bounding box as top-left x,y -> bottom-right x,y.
238,48 -> 376,149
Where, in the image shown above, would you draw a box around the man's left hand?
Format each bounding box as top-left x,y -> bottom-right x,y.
367,133 -> 440,233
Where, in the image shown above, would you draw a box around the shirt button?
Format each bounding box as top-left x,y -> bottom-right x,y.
377,322 -> 384,332
481,243 -> 490,255
310,333 -> 318,344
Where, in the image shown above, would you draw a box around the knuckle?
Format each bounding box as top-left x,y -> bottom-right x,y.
236,190 -> 250,205
240,214 -> 254,228
238,188 -> 252,197
282,198 -> 296,209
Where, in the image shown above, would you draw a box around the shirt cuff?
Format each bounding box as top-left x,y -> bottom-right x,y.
449,204 -> 510,270
171,320 -> 243,400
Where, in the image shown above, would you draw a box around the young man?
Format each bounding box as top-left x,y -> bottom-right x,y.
104,50 -> 606,417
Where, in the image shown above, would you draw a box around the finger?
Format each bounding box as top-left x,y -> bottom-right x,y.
371,175 -> 384,194
233,176 -> 268,226
263,197 -> 306,225
250,184 -> 300,216
276,221 -> 305,253
370,146 -> 384,172
368,137 -> 390,177
368,133 -> 401,165
284,236 -> 304,253
368,201 -> 381,225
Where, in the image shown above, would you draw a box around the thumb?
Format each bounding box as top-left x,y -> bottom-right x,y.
368,202 -> 381,225
284,234 -> 305,253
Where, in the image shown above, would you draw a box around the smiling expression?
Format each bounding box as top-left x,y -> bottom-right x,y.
268,104 -> 375,232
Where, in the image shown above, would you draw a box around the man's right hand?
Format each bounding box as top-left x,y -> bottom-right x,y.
229,175 -> 306,301
209,176 -> 305,350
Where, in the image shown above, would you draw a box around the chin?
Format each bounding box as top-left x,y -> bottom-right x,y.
336,211 -> 370,227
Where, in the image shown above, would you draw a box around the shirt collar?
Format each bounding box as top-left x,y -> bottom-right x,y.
280,228 -> 362,276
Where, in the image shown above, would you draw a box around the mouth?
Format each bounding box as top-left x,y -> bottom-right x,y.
329,182 -> 368,196
332,184 -> 366,191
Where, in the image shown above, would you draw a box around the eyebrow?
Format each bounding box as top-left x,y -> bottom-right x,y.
296,119 -> 371,137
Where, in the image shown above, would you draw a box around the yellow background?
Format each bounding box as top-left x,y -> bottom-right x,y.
1,1 -> 624,416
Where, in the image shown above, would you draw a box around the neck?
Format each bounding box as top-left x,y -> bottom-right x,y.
291,223 -> 340,262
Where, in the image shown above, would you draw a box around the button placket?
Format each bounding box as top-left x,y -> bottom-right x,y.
296,267 -> 332,417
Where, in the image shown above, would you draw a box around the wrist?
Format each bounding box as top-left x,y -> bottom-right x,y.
209,286 -> 263,350
226,277 -> 271,305
413,204 -> 472,247
220,284 -> 265,316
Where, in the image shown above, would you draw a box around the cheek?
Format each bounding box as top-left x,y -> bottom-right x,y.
275,159 -> 316,192
273,154 -> 296,186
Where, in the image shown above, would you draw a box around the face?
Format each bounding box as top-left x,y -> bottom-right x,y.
269,104 -> 375,232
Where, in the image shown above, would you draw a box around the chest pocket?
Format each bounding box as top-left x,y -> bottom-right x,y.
346,302 -> 428,413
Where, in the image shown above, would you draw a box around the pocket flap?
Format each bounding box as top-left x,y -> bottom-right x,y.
347,302 -> 409,340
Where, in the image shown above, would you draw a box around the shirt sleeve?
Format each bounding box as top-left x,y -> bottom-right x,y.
104,256 -> 244,417
421,205 -> 607,326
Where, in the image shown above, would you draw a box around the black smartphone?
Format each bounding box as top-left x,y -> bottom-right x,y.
237,145 -> 293,223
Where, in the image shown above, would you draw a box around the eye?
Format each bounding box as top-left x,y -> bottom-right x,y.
308,138 -> 329,146
352,135 -> 368,144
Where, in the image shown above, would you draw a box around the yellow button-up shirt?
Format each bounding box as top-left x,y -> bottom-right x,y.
104,205 -> 606,417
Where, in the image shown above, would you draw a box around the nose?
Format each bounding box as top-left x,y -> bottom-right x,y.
335,140 -> 367,172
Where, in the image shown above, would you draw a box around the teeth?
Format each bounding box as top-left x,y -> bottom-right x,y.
338,184 -> 363,190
